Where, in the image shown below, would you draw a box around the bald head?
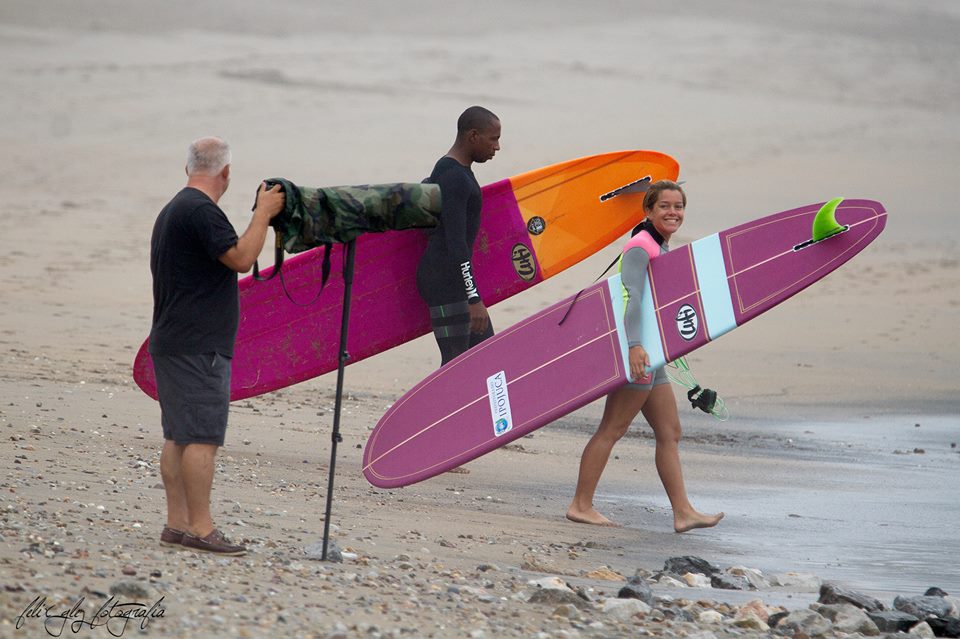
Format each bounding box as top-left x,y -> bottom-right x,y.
186,137 -> 231,177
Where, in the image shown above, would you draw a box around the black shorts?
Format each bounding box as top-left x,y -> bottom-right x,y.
153,352 -> 231,446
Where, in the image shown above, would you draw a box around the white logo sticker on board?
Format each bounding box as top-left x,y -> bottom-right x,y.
676,304 -> 699,341
486,370 -> 514,437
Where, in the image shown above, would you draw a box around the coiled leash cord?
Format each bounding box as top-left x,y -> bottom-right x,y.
665,357 -> 728,421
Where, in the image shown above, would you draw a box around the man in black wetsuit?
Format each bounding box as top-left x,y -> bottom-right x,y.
416,106 -> 501,366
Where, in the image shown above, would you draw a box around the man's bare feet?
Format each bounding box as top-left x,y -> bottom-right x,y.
565,506 -> 621,527
674,510 -> 724,533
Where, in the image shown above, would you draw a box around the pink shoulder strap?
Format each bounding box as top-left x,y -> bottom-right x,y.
622,229 -> 662,258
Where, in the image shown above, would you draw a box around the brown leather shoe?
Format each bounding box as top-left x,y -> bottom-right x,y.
159,526 -> 185,547
181,529 -> 247,556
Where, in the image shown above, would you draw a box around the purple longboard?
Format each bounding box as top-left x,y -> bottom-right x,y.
363,199 -> 887,487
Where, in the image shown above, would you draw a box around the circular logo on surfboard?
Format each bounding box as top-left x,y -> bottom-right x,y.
526,216 -> 546,235
511,244 -> 537,281
675,304 -> 699,341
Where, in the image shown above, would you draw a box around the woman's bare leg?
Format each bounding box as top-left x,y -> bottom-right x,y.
641,384 -> 724,532
566,385 -> 649,526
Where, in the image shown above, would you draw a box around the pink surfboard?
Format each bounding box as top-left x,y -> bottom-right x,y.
362,199 -> 887,488
133,151 -> 680,400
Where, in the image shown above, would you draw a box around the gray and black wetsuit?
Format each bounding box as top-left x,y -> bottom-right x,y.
621,220 -> 670,390
416,156 -> 494,365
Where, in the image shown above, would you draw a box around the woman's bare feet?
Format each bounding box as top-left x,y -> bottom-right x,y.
565,505 -> 621,527
674,510 -> 724,533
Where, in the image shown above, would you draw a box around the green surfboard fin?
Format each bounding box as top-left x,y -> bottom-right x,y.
812,197 -> 845,242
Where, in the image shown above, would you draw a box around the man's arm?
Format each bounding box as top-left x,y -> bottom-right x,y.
436,168 -> 489,331
219,183 -> 285,273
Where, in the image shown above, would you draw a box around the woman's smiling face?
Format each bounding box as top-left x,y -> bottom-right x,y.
645,188 -> 685,239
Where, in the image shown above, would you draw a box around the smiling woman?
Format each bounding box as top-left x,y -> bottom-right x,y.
566,179 -> 726,533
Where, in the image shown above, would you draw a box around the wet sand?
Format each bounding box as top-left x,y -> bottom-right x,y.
571,413 -> 960,595
1,0 -> 959,636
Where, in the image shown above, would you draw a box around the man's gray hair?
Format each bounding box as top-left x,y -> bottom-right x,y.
186,137 -> 231,176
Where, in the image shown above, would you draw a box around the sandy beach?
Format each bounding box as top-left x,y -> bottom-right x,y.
1,1 -> 958,637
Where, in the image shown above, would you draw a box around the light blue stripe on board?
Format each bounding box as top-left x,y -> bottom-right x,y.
607,272 -> 666,375
691,233 -> 737,339
638,271 -> 666,371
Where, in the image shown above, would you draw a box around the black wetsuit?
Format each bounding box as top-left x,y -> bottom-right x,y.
416,156 -> 494,365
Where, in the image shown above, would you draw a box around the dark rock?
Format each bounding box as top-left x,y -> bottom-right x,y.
711,573 -> 753,591
663,555 -> 718,576
617,575 -> 654,604
895,596 -> 954,620
867,610 -> 920,633
819,582 -> 885,612
659,607 -> 695,622
109,580 -> 151,599
768,611 -> 790,628
80,586 -> 108,599
576,540 -> 607,549
572,585 -> 592,603
927,617 -> 960,638
528,588 -> 593,610
926,588 -> 950,597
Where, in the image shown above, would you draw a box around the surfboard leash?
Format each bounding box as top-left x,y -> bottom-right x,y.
558,220 -> 651,326
666,357 -> 728,421
557,245 -> 632,326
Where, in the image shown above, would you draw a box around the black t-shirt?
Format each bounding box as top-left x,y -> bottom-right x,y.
149,187 -> 240,356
